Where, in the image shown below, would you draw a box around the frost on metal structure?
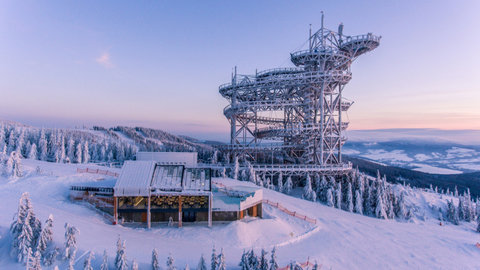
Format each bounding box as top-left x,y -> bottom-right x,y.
219,14 -> 380,178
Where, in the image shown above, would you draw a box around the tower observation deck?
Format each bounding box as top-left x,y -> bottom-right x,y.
219,15 -> 380,179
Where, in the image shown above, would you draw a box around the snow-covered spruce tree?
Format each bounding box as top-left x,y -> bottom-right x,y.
303,175 -> 315,201
28,143 -> 38,160
83,141 -> 90,163
335,182 -> 342,209
233,156 -> 239,180
375,189 -> 387,219
7,129 -> 16,154
326,188 -> 334,207
12,151 -> 23,179
317,176 -> 328,202
84,251 -> 94,270
67,138 -> 75,162
11,192 -> 41,263
152,248 -> 160,270
115,238 -> 128,270
238,250 -> 249,270
285,176 -> 293,195
259,248 -> 269,270
476,219 -> 480,233
38,129 -> 48,161
247,249 -> 259,269
217,249 -> 226,270
248,163 -> 256,184
14,210 -> 34,263
131,259 -> 139,270
277,173 -> 284,193
101,250 -> 109,270
221,167 -> 226,178
211,246 -> 218,270
75,142 -> 83,164
36,214 -> 54,257
355,190 -> 363,215
197,254 -> 207,270
269,247 -> 278,270
64,223 -> 79,261
347,182 -> 354,212
167,253 -> 176,270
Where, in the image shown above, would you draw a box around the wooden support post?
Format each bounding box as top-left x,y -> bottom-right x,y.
178,195 -> 182,228
147,194 -> 151,229
113,197 -> 118,225
208,193 -> 212,227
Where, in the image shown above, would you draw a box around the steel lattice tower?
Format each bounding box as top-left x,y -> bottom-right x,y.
219,15 -> 380,179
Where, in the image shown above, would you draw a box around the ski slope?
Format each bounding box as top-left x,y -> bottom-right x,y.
0,160 -> 479,269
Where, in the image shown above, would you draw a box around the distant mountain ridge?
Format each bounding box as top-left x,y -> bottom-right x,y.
0,120 -> 215,164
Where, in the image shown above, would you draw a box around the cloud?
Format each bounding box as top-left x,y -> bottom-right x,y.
95,52 -> 114,68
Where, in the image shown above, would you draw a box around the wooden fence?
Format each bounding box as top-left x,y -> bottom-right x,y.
262,199 -> 317,224
76,167 -> 119,177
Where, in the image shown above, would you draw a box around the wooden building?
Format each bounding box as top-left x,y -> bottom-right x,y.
70,152 -> 263,228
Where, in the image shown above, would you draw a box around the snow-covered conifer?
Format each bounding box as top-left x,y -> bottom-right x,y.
303,175 -> 315,201
233,156 -> 239,180
75,142 -> 83,164
326,188 -> 334,207
28,143 -> 38,160
238,250 -> 248,270
38,129 -> 48,161
269,247 -> 278,270
375,190 -> 387,219
83,141 -> 90,163
335,182 -> 342,209
36,214 -> 54,257
64,223 -> 79,260
197,254 -> 207,270
152,248 -> 160,270
67,138 -> 75,162
247,249 -> 259,269
84,251 -> 94,270
355,190 -> 363,215
167,253 -> 176,270
115,237 -> 128,270
184,264 -> 190,270
285,176 -> 293,195
259,248 -> 268,270
7,129 -> 16,154
347,182 -> 353,212
101,250 -> 109,270
217,249 -> 226,270
277,173 -> 284,193
211,246 -> 218,270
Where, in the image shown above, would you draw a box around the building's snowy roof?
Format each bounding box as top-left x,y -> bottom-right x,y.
114,161 -> 156,196
113,160 -> 211,196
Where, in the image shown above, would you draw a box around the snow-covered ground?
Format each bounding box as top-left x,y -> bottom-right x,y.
1,160 -> 480,269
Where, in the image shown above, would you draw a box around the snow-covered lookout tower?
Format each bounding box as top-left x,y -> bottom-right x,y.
219,14 -> 380,179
